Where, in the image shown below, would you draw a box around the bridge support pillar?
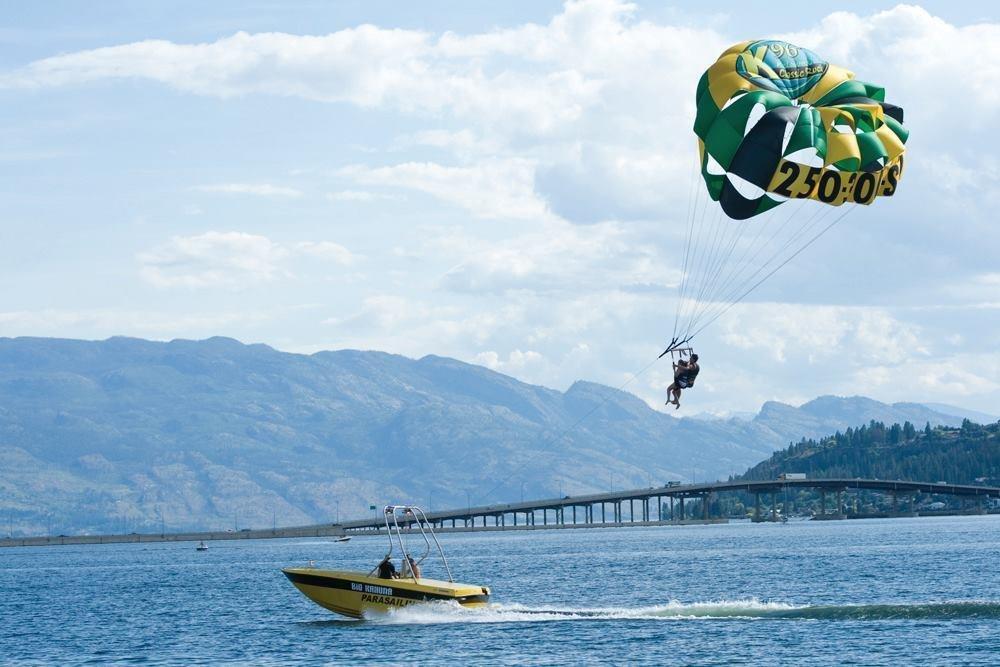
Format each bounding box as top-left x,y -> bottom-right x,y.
703,494 -> 710,520
670,496 -> 675,521
679,498 -> 685,521
601,503 -> 606,523
629,499 -> 634,522
837,490 -> 844,517
658,496 -> 662,521
573,506 -> 577,524
976,496 -> 985,515
771,492 -> 777,521
891,491 -> 898,515
754,493 -> 760,522
820,490 -> 826,517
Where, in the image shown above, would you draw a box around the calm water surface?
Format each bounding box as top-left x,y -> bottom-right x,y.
3,515 -> 999,665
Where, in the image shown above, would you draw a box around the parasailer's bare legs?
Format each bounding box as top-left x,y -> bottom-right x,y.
665,383 -> 681,409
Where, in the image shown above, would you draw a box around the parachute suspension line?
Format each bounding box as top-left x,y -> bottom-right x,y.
681,202 -> 784,341
688,204 -> 730,310
670,173 -> 699,343
688,203 -> 859,340
687,204 -> 842,338
680,202 -> 727,337
475,354 -> 663,505
688,196 -> 816,331
685,197 -> 811,335
702,198 -> 809,308
680,177 -> 714,319
671,151 -> 706,341
688,200 -> 836,335
671,168 -> 714,347
681,208 -> 727,342
713,200 -> 793,290
684,201 -> 752,334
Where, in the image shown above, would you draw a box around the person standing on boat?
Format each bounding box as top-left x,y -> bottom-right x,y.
377,555 -> 397,579
404,555 -> 421,579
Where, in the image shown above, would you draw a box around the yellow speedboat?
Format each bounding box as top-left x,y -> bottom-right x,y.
283,505 -> 490,619
282,567 -> 490,618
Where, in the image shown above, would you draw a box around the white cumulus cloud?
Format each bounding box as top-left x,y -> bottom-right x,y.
138,232 -> 358,288
339,160 -> 554,221
294,241 -> 357,265
138,231 -> 290,288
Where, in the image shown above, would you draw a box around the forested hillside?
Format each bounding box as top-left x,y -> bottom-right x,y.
741,420 -> 1000,485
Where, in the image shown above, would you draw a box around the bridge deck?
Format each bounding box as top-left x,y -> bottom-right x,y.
336,478 -> 999,532
2,478 -> 997,547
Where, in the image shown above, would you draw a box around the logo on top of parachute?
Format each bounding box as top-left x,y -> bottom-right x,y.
735,40 -> 828,100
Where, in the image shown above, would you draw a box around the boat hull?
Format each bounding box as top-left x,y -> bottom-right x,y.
282,568 -> 489,619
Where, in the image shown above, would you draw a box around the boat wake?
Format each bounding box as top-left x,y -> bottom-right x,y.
372,599 -> 1000,625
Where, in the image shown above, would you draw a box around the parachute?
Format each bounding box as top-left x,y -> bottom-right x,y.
665,39 -> 908,354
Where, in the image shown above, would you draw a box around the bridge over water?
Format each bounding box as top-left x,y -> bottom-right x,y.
341,478 -> 1000,534
2,478 -> 998,547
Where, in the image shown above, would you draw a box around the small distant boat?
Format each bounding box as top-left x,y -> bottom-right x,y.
335,536 -> 351,542
284,504 -> 489,619
196,541 -> 208,551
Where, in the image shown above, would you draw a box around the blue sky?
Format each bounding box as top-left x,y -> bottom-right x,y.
1,1 -> 998,414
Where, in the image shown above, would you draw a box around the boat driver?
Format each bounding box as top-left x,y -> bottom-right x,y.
377,555 -> 398,579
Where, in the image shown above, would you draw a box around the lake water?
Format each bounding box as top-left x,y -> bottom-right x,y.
3,515 -> 999,665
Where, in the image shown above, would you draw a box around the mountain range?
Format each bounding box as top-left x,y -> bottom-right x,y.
0,336 -> 983,535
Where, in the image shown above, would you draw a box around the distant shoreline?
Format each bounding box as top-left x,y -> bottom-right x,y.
4,510 -> 996,548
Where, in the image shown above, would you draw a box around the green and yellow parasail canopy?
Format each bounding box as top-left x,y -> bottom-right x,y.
694,40 -> 908,220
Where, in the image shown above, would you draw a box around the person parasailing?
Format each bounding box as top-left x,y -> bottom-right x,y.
654,39 -> 907,410
665,353 -> 699,409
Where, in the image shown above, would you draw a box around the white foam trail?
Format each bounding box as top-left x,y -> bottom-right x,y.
370,598 -> 803,625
